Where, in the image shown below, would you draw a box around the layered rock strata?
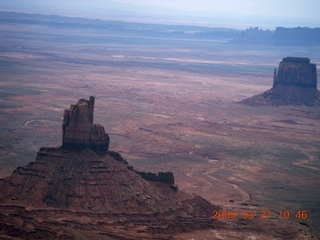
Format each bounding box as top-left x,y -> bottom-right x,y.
0,97 -> 219,239
0,147 -> 181,212
241,57 -> 319,106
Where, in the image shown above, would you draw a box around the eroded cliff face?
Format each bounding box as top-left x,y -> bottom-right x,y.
273,57 -> 317,88
62,96 -> 109,153
241,57 -> 319,106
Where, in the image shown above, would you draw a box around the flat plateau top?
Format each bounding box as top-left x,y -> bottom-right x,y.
283,57 -> 310,63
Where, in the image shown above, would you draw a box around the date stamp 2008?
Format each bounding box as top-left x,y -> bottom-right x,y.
212,210 -> 308,220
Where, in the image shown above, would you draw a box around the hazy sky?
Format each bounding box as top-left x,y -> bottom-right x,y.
1,0 -> 320,28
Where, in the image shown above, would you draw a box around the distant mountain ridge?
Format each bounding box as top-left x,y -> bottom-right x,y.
274,27 -> 320,46
1,11 -> 319,45
230,26 -> 320,46
0,11 -> 240,39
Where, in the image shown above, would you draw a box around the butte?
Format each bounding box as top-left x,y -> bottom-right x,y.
241,57 -> 320,106
0,96 -> 220,239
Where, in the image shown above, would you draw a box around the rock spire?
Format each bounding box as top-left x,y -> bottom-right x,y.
62,96 -> 109,153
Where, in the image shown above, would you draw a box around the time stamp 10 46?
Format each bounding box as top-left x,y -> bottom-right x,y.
212,210 -> 308,220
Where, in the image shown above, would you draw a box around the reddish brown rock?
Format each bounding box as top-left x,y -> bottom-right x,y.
0,97 -> 221,239
241,57 -> 320,106
158,172 -> 175,185
138,171 -> 175,185
0,148 -> 182,212
62,96 -> 109,153
273,57 -> 317,88
0,147 -> 219,239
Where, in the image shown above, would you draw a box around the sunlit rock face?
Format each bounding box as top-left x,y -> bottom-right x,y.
62,96 -> 109,153
241,57 -> 319,106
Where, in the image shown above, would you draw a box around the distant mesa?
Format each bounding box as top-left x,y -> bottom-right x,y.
229,27 -> 320,46
273,27 -> 320,46
241,57 -> 320,106
0,96 -> 219,239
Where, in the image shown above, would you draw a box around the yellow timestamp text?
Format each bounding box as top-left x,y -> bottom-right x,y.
212,210 -> 308,220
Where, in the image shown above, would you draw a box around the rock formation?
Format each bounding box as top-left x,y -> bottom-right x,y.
273,57 -> 317,88
0,97 -> 220,239
274,27 -> 320,46
62,96 -> 109,153
137,171 -> 175,186
0,147 -> 179,212
241,57 -> 320,106
229,27 -> 320,46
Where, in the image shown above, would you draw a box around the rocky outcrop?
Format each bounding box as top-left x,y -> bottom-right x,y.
62,96 -> 109,153
0,97 -> 222,239
241,57 -> 320,106
137,171 -> 175,185
0,146 -> 218,239
158,172 -> 175,185
107,151 -> 129,164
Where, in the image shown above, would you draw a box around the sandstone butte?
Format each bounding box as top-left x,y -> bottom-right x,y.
241,57 -> 320,106
0,96 -> 220,240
